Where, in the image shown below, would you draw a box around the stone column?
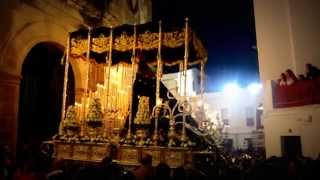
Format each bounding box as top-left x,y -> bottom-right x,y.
0,71 -> 21,158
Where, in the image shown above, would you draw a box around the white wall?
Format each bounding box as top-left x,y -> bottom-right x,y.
254,0 -> 320,81
288,0 -> 320,75
253,0 -> 295,82
192,88 -> 263,149
263,105 -> 320,159
254,0 -> 320,158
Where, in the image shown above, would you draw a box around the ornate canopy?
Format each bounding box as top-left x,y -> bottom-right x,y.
70,21 -> 207,68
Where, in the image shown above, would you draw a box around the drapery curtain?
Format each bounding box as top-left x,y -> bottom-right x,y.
272,77 -> 320,108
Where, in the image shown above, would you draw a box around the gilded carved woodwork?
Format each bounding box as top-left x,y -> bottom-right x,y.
119,147 -> 139,165
71,31 -> 189,55
73,144 -> 89,161
142,149 -> 161,166
91,145 -> 110,161
55,143 -> 73,160
54,142 -> 111,162
164,150 -> 184,168
54,142 -> 199,168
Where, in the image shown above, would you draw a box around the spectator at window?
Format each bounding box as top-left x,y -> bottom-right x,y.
306,63 -> 320,79
298,74 -> 306,81
285,69 -> 298,85
278,73 -> 287,86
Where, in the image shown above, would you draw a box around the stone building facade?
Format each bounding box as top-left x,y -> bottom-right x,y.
0,0 -> 151,155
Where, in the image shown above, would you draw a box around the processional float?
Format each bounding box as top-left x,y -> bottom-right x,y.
54,19 -> 221,167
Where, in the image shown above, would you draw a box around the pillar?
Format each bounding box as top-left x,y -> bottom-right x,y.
0,71 -> 21,158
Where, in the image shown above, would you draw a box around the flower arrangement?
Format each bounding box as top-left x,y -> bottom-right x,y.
86,98 -> 103,128
62,105 -> 80,136
120,135 -> 137,145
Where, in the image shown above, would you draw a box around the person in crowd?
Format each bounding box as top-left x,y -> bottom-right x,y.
185,167 -> 206,180
46,160 -> 65,180
98,155 -> 123,180
285,69 -> 298,85
172,166 -> 186,180
72,166 -> 99,180
133,153 -> 154,180
1,145 -> 14,180
13,158 -> 38,180
298,74 -> 306,81
120,170 -> 135,180
155,162 -> 170,180
0,146 -> 5,180
36,143 -> 53,174
287,160 -> 300,180
306,63 -> 320,79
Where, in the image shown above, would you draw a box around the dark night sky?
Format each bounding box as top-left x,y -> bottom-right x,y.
153,0 -> 259,92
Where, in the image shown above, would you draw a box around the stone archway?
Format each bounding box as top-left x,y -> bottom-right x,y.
0,21 -> 82,156
17,42 -> 75,157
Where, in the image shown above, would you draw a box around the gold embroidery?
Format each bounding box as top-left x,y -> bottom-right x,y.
71,31 -> 190,55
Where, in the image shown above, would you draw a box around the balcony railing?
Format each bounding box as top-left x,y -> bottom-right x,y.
272,77 -> 320,108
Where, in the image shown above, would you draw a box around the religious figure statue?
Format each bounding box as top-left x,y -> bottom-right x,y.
60,105 -> 80,136
134,96 -> 151,125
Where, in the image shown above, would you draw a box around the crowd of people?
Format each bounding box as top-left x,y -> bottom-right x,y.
1,144 -> 320,180
277,63 -> 320,86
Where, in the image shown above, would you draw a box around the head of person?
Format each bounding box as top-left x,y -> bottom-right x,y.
285,69 -> 293,77
155,162 -> 170,179
280,73 -> 287,80
100,155 -> 113,168
305,63 -> 312,72
285,69 -> 298,81
140,153 -> 152,166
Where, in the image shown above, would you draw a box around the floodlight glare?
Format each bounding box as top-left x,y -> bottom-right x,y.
247,83 -> 262,94
197,99 -> 203,107
223,83 -> 240,96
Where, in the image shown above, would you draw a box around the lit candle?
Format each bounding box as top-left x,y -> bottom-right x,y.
103,85 -> 106,112
86,96 -> 90,118
79,103 -> 82,122
80,96 -> 85,121
75,102 -> 80,120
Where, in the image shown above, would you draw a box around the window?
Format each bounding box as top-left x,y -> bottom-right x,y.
245,106 -> 254,126
221,108 -> 229,125
256,109 -> 263,129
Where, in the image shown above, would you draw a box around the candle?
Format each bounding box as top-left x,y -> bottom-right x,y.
75,102 -> 80,120
79,103 -> 82,122
103,85 -> 106,112
80,97 -> 85,121
86,96 -> 90,118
